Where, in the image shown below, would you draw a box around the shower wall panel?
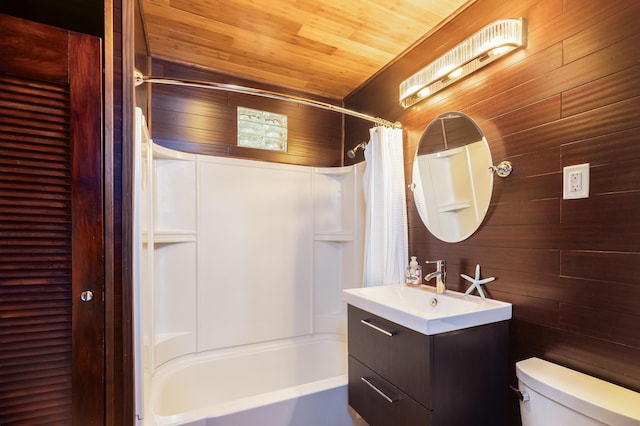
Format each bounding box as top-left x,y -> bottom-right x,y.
197,157 -> 315,352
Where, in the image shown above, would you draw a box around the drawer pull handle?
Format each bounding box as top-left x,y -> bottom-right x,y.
360,319 -> 396,337
361,377 -> 397,403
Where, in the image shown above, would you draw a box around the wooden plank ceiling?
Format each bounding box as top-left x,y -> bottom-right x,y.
141,0 -> 472,99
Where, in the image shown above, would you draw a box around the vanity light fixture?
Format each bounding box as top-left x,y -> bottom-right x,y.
399,18 -> 527,108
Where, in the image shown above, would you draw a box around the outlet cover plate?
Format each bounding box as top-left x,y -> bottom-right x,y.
563,163 -> 590,199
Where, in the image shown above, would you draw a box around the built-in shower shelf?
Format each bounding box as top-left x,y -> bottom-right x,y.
438,201 -> 472,213
429,146 -> 464,159
153,230 -> 197,243
314,232 -> 353,242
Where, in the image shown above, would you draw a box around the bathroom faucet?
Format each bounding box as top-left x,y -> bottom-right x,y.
425,260 -> 446,294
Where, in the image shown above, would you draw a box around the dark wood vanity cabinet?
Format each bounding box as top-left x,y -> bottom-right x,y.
347,305 -> 508,426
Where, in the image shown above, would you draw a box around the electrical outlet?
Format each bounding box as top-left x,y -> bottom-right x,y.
569,170 -> 582,192
563,163 -> 589,199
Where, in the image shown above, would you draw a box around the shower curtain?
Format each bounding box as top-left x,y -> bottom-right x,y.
363,126 -> 408,287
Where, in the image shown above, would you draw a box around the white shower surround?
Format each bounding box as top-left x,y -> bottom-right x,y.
135,108 -> 365,425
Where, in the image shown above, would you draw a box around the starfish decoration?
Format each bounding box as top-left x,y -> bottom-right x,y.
461,264 -> 495,300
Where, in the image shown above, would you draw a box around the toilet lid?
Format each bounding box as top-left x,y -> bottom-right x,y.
516,357 -> 640,426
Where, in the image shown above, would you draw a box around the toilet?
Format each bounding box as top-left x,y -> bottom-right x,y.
515,357 -> 640,425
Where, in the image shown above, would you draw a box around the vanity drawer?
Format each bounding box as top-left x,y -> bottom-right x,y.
348,305 -> 431,407
348,356 -> 432,426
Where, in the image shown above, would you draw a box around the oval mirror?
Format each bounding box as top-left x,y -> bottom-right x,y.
412,112 -> 493,242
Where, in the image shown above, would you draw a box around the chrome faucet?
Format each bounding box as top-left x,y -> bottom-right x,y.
425,260 -> 446,294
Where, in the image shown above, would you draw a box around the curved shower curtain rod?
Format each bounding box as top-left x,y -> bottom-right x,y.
134,69 -> 401,129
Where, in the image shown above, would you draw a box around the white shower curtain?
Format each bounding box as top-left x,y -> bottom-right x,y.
363,126 -> 408,287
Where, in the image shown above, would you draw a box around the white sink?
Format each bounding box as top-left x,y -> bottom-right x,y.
343,284 -> 512,335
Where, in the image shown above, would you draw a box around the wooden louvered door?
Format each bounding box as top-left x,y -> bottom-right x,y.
0,14 -> 104,425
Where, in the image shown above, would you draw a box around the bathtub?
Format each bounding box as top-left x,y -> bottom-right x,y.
144,334 -> 365,426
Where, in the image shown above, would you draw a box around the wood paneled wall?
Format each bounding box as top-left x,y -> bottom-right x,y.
148,59 -> 344,167
346,0 -> 640,422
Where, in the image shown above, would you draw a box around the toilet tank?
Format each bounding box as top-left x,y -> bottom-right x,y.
516,357 -> 640,426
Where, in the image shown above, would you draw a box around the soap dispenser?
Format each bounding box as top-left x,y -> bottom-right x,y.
405,256 -> 422,287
